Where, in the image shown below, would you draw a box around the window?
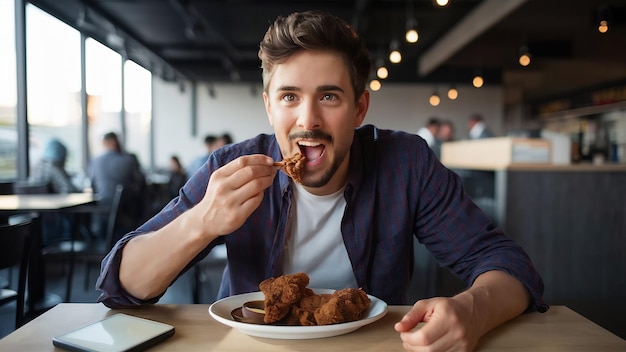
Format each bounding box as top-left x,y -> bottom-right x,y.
86,37 -> 122,158
0,0 -> 17,180
124,60 -> 152,171
26,4 -> 82,176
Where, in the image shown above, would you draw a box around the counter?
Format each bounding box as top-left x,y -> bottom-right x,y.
440,138 -> 626,339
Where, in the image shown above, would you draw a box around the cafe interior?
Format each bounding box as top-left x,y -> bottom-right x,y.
1,0 -> 625,345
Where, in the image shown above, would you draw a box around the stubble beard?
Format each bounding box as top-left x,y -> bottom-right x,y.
300,147 -> 348,188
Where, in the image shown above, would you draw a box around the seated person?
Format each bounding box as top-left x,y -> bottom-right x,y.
31,138 -> 80,243
97,11 -> 547,351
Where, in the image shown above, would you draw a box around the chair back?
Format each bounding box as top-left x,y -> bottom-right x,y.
0,181 -> 15,195
104,184 -> 125,250
0,216 -> 31,328
13,181 -> 50,194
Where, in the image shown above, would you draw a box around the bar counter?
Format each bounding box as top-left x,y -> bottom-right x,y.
440,138 -> 626,339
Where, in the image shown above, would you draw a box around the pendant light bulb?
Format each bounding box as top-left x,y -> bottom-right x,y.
369,79 -> 382,91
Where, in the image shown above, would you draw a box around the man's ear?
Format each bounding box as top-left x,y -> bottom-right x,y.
263,92 -> 274,126
354,90 -> 370,127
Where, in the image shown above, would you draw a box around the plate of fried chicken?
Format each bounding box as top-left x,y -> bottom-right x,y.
208,273 -> 388,339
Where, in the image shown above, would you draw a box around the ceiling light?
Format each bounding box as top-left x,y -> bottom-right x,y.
447,86 -> 458,100
405,18 -> 419,44
405,29 -> 419,44
377,66 -> 388,79
435,0 -> 449,7
369,79 -> 382,91
598,20 -> 609,33
518,46 -> 531,67
596,5 -> 611,34
389,40 -> 402,64
472,75 -> 484,88
429,91 -> 441,106
376,59 -> 388,79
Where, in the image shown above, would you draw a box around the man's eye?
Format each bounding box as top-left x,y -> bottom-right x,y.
322,93 -> 336,101
281,94 -> 296,102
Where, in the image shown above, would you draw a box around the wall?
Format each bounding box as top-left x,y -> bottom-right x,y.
152,78 -> 504,170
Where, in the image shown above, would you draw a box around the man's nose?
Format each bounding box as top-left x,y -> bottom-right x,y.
296,99 -> 322,130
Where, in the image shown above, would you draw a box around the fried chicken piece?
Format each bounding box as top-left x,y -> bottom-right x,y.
285,293 -> 332,326
314,288 -> 370,326
274,153 -> 306,183
259,272 -> 310,324
259,273 -> 371,326
283,288 -> 370,326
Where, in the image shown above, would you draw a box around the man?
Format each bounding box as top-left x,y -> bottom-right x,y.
468,114 -> 494,139
31,138 -> 80,243
31,138 -> 79,194
437,120 -> 455,143
186,134 -> 218,176
417,117 -> 442,158
417,117 -> 441,148
97,11 -> 546,351
90,132 -> 145,236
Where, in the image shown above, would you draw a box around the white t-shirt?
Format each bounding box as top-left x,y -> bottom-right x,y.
281,183 -> 358,289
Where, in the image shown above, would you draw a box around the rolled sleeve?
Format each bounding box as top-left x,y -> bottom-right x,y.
95,232 -> 163,308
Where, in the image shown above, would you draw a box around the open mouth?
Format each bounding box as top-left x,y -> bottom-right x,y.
297,141 -> 325,162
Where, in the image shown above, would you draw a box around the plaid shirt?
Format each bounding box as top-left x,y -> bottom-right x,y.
97,125 -> 547,312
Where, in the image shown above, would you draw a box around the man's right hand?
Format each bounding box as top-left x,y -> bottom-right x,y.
119,154 -> 277,301
190,154 -> 278,239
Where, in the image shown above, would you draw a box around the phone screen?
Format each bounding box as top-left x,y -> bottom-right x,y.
52,313 -> 175,352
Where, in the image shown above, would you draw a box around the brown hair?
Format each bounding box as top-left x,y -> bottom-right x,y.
258,10 -> 371,103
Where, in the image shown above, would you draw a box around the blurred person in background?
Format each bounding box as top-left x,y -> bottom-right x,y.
187,134 -> 218,176
468,114 -> 494,139
31,138 -> 80,243
167,155 -> 187,199
31,138 -> 79,194
416,117 -> 441,148
437,120 -> 455,143
187,133 -> 234,176
89,132 -> 145,237
417,117 -> 442,158
219,133 -> 233,147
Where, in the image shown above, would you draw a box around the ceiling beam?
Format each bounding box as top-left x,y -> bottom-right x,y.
418,0 -> 528,76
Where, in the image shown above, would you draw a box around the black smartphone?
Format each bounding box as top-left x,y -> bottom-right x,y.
52,313 -> 175,352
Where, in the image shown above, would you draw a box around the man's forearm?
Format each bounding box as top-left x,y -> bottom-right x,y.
453,270 -> 530,336
118,210 -> 216,300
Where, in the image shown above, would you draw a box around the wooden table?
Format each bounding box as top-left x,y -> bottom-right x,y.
1,304 -> 624,351
0,193 -> 96,312
0,193 -> 96,212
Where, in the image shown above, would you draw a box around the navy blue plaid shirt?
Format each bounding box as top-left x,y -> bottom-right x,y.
97,125 -> 547,312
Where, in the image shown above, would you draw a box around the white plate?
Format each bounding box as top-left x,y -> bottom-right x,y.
208,289 -> 388,339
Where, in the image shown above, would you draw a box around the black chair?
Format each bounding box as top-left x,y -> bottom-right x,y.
0,216 -> 31,329
0,181 -> 15,195
41,185 -> 125,302
0,181 -> 14,289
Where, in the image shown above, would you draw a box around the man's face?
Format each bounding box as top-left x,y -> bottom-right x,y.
263,50 -> 369,195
